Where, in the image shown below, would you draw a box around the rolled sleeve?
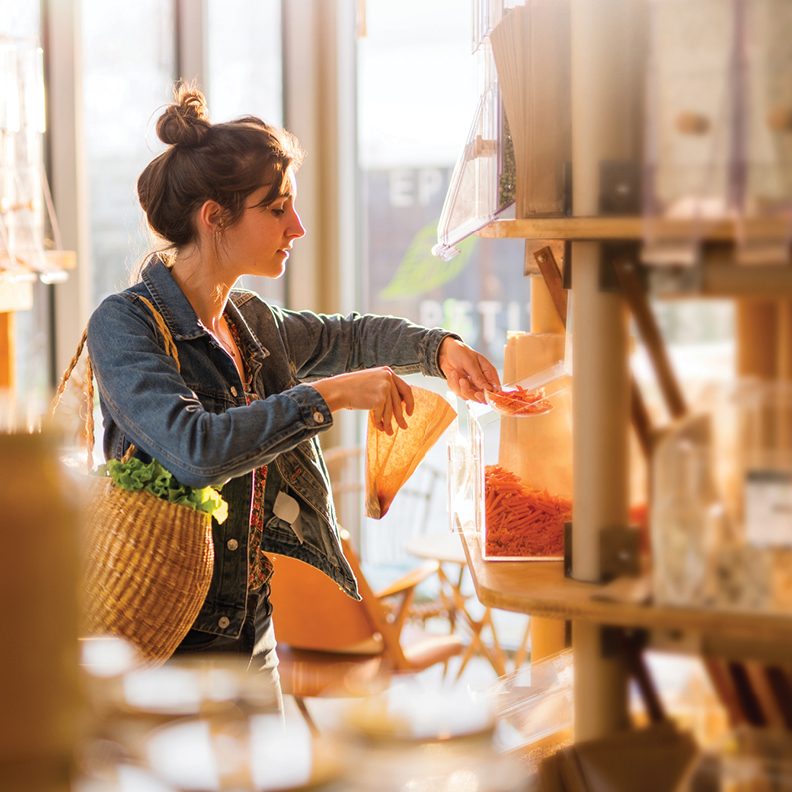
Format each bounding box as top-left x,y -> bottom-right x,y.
420,328 -> 462,379
282,383 -> 334,430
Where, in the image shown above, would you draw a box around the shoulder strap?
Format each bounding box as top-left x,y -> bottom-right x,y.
50,294 -> 179,469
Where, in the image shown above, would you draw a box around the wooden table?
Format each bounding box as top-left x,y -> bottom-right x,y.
404,532 -> 518,677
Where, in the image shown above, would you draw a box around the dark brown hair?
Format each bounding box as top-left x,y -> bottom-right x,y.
137,83 -> 304,254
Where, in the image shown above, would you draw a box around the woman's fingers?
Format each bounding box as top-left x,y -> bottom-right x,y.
391,374 -> 413,429
438,339 -> 501,403
380,378 -> 396,435
445,367 -> 462,398
311,367 -> 414,434
477,354 -> 501,392
382,368 -> 414,434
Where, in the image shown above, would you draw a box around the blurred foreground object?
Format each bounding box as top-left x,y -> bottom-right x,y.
0,429 -> 83,792
76,636 -> 345,791
336,677 -> 529,792
653,381 -> 792,615
481,648 -> 574,760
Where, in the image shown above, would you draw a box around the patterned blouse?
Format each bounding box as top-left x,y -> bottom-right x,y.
226,317 -> 274,592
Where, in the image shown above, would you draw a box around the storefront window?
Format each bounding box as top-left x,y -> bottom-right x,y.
2,0 -> 47,412
82,0 -> 175,306
357,0 -> 529,564
358,0 -> 530,372
1,0 -> 40,37
206,0 -> 283,305
206,0 -> 282,126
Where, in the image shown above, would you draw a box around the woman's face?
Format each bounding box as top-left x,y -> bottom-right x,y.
221,172 -> 305,279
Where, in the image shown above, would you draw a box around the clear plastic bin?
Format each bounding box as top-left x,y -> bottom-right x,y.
687,727 -> 792,792
464,362 -> 573,561
642,0 -> 735,267
481,649 -> 573,754
472,0 -> 507,53
737,0 -> 792,264
652,380 -> 792,615
488,0 -> 571,220
433,75 -> 510,262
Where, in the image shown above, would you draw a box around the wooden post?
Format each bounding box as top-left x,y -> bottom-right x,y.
777,300 -> 792,381
526,275 -> 568,661
736,300 -> 777,379
569,0 -> 636,740
0,433 -> 82,791
530,276 -> 566,337
0,312 -> 15,392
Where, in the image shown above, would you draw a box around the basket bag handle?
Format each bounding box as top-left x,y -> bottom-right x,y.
50,295 -> 178,469
49,296 -> 214,667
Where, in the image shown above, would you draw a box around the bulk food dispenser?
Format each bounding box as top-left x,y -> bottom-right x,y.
441,0 -> 574,563
451,361 -> 573,561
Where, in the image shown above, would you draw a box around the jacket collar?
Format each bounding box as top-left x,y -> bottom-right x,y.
140,254 -> 269,359
141,255 -> 206,341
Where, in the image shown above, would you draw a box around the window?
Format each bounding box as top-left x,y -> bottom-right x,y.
206,0 -> 284,305
357,0 -> 530,564
3,0 -> 47,412
358,0 -> 530,372
82,0 -> 175,306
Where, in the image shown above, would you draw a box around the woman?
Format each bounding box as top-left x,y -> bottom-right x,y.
86,85 -> 499,711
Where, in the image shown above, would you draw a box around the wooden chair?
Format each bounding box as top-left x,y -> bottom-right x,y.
268,533 -> 464,734
322,446 -> 459,633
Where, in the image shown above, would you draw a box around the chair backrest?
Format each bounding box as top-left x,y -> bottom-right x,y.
268,553 -> 375,652
268,536 -> 406,665
322,446 -> 363,536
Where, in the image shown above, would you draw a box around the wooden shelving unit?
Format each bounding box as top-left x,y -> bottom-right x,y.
479,218 -> 792,298
457,0 -> 792,744
477,216 -> 792,244
460,532 -> 792,665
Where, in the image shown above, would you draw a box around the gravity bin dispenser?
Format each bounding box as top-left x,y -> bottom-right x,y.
451,362 -> 573,561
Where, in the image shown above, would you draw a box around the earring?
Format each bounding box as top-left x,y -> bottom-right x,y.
215,220 -> 224,241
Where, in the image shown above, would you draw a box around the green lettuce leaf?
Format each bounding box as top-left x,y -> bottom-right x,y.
97,457 -> 228,523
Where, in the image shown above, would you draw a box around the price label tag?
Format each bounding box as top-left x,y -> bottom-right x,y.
745,469 -> 792,548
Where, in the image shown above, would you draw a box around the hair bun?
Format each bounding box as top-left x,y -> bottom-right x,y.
156,85 -> 211,147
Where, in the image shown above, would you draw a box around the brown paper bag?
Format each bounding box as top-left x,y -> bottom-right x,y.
365,387 -> 456,519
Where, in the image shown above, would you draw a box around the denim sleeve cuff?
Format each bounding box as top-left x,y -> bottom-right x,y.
419,329 -> 463,379
282,383 -> 334,430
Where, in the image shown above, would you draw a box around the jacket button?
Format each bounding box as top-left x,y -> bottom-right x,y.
218,617 -> 230,629
230,386 -> 238,397
227,539 -> 238,551
313,411 -> 324,423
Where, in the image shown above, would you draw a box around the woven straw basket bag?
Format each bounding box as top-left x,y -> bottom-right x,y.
52,295 -> 214,667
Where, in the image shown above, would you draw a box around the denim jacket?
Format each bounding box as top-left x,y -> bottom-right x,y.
86,256 -> 456,639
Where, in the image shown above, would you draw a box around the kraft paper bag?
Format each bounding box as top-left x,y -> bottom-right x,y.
365,387 -> 456,519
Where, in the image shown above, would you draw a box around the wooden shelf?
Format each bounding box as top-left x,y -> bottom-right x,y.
459,531 -> 792,662
476,216 -> 792,243
476,217 -> 792,297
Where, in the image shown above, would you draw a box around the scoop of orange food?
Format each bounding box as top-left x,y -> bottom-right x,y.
485,385 -> 554,416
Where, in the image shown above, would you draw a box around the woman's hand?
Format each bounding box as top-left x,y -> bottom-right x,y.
311,367 -> 414,435
438,337 -> 500,403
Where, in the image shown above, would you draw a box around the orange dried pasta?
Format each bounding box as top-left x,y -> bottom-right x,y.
484,464 -> 571,557
486,385 -> 553,416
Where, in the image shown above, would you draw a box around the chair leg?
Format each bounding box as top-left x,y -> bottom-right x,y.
513,619 -> 532,670
294,696 -> 321,738
482,608 -> 507,676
